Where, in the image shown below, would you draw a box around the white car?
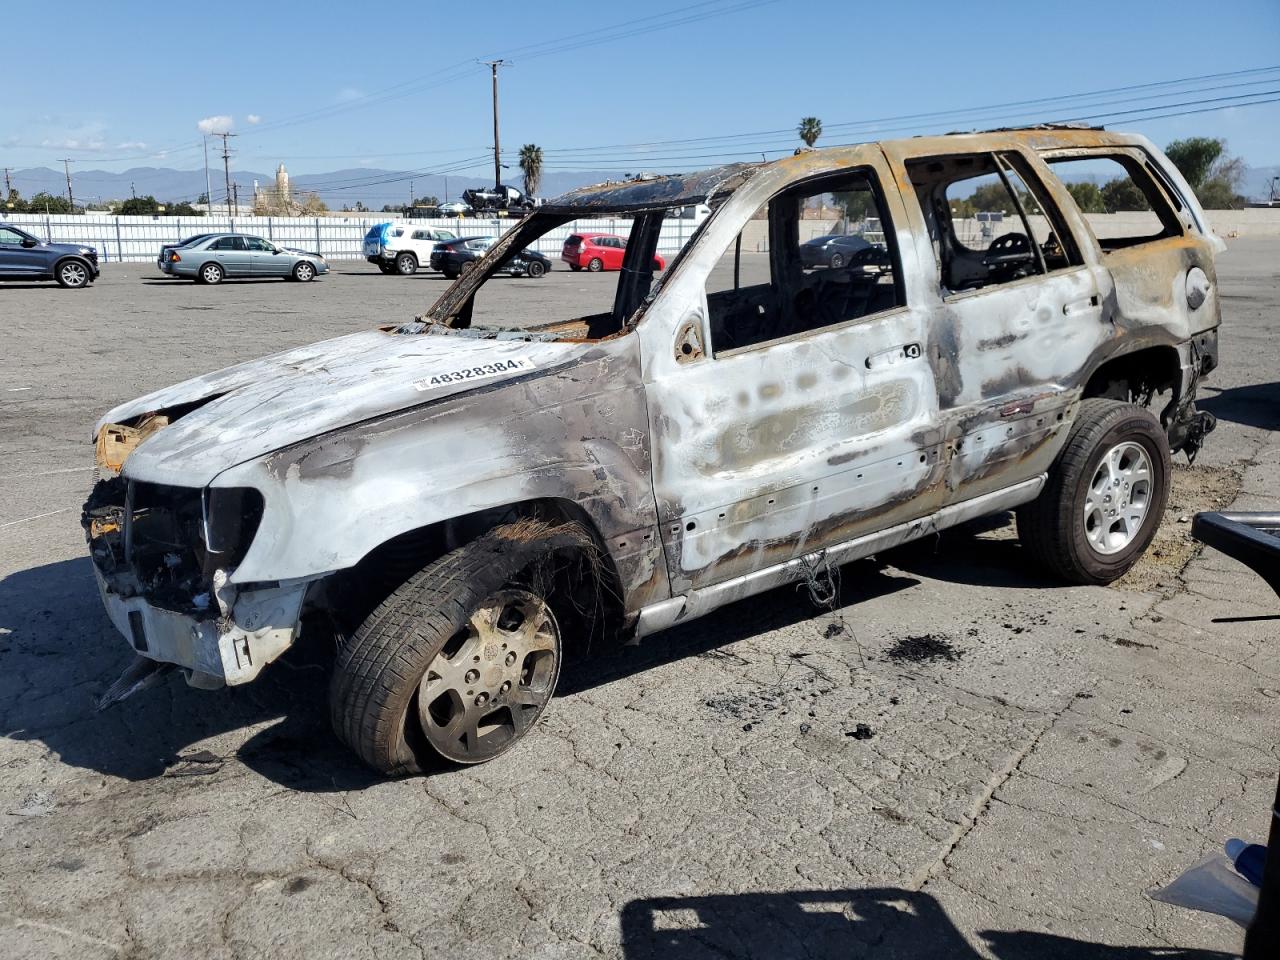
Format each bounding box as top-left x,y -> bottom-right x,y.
362,221 -> 458,275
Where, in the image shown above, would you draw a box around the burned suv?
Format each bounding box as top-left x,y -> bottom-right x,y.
84,127 -> 1221,774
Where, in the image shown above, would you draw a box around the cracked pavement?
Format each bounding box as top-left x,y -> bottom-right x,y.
1,247 -> 1276,958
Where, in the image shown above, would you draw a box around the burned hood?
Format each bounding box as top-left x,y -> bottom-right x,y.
96,328 -> 580,487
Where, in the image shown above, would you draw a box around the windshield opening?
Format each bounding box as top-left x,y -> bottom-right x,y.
424,207 -> 686,342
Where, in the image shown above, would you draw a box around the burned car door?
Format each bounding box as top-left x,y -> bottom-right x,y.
891,145 -> 1108,503
641,156 -> 944,594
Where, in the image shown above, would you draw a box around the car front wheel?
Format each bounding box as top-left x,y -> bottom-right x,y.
330,521 -> 593,773
1016,398 -> 1171,584
293,261 -> 316,282
55,259 -> 91,288
525,260 -> 546,278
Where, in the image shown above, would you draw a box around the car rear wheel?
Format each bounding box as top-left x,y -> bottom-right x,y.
378,262 -> 395,274
198,262 -> 224,285
330,521 -> 592,774
587,257 -> 603,272
1016,398 -> 1170,585
292,261 -> 316,282
569,263 -> 582,272
55,259 -> 90,288
396,253 -> 417,275
525,260 -> 546,278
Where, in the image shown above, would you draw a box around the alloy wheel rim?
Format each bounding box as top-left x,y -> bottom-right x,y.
204,266 -> 220,282
62,263 -> 86,284
416,588 -> 560,762
298,264 -> 313,280
1083,441 -> 1153,555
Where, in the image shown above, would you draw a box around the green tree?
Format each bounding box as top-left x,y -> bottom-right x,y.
1101,177 -> 1147,212
4,188 -> 25,213
26,191 -> 74,214
412,195 -> 439,207
968,182 -> 1016,214
1064,180 -> 1106,213
1164,137 -> 1223,190
797,116 -> 823,148
168,200 -> 200,216
1196,176 -> 1245,209
116,195 -> 162,215
518,144 -> 544,197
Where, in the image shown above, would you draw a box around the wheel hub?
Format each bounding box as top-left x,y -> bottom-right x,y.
1083,441 -> 1153,555
415,588 -> 560,761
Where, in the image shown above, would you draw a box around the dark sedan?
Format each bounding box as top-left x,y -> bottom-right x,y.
799,233 -> 872,269
429,236 -> 551,280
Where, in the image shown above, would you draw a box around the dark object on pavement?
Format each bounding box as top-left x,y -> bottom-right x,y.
847,723 -> 874,740
1191,511 -> 1279,960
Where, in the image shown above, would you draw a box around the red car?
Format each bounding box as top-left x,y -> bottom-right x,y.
560,232 -> 666,272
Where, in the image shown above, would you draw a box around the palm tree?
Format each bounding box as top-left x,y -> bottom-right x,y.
797,117 -> 823,148
519,144 -> 544,197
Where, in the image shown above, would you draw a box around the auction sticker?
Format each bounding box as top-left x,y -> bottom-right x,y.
413,357 -> 536,391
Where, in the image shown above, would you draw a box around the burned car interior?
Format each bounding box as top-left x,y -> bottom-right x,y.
706,168 -> 904,352
908,151 -> 1082,294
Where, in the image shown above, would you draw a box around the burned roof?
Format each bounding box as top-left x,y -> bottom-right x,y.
542,162 -> 761,214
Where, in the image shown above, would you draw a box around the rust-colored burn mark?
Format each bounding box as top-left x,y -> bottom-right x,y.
95,414 -> 169,473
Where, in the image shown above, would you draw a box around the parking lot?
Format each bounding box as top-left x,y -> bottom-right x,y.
2,244 -> 1278,958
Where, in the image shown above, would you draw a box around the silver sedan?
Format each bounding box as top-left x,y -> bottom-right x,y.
168,233 -> 329,284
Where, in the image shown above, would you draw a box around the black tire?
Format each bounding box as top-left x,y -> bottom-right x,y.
587,257 -> 603,273
459,260 -> 475,275
292,261 -> 316,282
443,267 -> 459,280
1016,398 -> 1171,585
330,522 -> 591,775
395,253 -> 417,276
54,258 -> 91,288
569,264 -> 582,272
197,262 -> 224,285
829,252 -> 846,269
378,262 -> 395,274
525,259 -> 546,278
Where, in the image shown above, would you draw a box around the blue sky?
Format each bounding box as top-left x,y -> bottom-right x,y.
4,0 -> 1278,199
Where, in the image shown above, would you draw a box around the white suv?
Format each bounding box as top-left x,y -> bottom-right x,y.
362,221 -> 458,275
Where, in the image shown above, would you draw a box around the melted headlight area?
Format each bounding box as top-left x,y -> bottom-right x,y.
82,478 -> 264,616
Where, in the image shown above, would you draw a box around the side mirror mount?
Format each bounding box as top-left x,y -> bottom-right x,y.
21,238 -> 38,248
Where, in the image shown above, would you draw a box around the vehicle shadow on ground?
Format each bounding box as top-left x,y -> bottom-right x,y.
1199,382 -> 1280,431
878,514 -> 1062,591
558,559 -> 921,698
618,889 -> 1237,959
0,556 -> 379,792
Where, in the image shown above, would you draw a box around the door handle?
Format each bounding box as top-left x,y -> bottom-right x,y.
1062,295 -> 1099,316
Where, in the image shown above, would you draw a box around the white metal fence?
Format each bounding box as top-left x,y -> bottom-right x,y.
1,213 -> 707,265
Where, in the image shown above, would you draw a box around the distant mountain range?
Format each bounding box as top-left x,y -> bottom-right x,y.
7,165 -> 630,209
9,161 -> 1279,209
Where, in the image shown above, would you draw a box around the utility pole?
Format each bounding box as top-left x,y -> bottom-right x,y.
409,178 -> 414,209
216,132 -> 237,217
202,136 -> 213,211
60,159 -> 74,210
232,182 -> 239,217
130,181 -> 136,199
3,167 -> 12,199
480,59 -> 508,190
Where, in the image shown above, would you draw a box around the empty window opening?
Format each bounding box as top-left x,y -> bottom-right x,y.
908,152 -> 1080,296
705,168 -> 905,353
1040,152 -> 1184,252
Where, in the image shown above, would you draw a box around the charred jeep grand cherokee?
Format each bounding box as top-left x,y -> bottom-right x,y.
84,127 -> 1221,774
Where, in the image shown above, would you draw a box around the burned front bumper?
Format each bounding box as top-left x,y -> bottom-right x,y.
93,570 -> 306,687
83,476 -> 306,687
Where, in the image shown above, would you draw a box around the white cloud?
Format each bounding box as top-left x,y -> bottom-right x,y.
197,115 -> 234,135
335,87 -> 364,103
246,114 -> 262,125
115,141 -> 147,151
41,136 -> 106,151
